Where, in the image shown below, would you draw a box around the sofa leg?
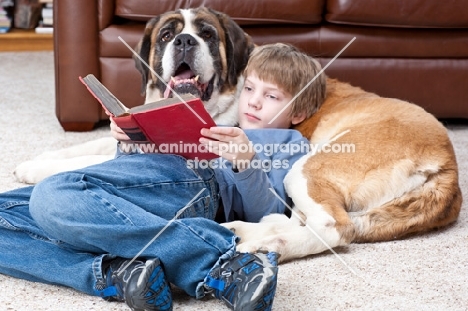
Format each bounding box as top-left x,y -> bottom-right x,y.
59,121 -> 96,132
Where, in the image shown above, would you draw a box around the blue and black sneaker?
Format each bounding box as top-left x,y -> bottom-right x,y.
205,252 -> 279,311
96,257 -> 172,311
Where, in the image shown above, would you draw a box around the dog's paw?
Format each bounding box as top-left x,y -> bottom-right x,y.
236,240 -> 275,254
14,160 -> 51,184
220,221 -> 245,234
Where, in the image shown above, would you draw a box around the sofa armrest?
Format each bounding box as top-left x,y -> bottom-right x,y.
98,0 -> 115,30
54,0 -> 102,131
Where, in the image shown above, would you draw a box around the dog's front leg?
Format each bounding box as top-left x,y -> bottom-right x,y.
222,214 -> 312,263
228,217 -> 349,263
235,226 -> 335,263
221,214 -> 293,244
13,155 -> 115,184
13,137 -> 117,184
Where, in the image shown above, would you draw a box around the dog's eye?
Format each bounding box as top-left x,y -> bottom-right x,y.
161,31 -> 174,42
200,30 -> 213,40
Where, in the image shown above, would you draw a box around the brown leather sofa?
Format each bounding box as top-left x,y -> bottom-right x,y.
54,0 -> 468,131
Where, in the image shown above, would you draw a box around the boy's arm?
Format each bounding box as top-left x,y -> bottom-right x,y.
222,129 -> 309,222
229,154 -> 290,222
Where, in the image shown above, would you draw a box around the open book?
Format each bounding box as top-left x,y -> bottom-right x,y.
80,74 -> 218,160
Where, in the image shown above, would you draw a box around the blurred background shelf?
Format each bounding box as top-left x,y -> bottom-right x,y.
0,28 -> 52,51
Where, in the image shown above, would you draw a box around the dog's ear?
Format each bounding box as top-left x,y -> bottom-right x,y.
212,9 -> 255,87
134,17 -> 160,96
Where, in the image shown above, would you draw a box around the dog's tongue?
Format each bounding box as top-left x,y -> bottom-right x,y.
175,69 -> 193,80
164,69 -> 194,98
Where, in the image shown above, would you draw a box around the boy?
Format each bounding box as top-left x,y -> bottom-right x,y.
0,43 -> 326,310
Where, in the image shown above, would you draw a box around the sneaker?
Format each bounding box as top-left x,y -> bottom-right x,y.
95,257 -> 172,311
205,252 -> 278,311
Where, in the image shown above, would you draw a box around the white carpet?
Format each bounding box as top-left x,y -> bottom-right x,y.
0,51 -> 467,311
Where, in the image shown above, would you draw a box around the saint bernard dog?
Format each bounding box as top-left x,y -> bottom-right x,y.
222,77 -> 462,263
14,7 -> 254,184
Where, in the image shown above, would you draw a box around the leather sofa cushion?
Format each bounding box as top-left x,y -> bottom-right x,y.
100,23 -> 468,59
326,0 -> 468,28
114,0 -> 325,24
316,25 -> 468,58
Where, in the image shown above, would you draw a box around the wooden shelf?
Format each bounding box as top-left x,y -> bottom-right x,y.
0,28 -> 53,52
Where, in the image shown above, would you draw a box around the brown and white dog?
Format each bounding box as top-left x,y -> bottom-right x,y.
14,7 -> 254,184
14,9 -> 462,265
222,77 -> 462,263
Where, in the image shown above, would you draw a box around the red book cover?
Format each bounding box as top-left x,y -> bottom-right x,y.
79,74 -> 218,160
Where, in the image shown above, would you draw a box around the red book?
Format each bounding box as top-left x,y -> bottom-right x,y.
80,74 -> 218,160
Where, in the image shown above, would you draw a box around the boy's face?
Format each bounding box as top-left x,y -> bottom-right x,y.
237,72 -> 304,129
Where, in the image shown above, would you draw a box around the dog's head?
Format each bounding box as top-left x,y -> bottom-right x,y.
134,7 -> 254,125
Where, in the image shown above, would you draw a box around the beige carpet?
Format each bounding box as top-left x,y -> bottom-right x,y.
0,51 -> 467,311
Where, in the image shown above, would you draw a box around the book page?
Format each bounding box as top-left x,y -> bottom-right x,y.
80,75 -> 128,117
128,94 -> 196,114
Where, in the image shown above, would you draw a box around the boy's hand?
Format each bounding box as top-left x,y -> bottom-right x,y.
109,116 -> 131,142
200,127 -> 255,171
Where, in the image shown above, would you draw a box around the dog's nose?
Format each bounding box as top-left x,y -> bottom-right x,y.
174,34 -> 198,51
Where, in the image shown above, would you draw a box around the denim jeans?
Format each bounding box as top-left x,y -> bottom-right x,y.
0,153 -> 237,298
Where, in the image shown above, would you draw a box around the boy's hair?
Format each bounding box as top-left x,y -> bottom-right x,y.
243,43 -> 326,120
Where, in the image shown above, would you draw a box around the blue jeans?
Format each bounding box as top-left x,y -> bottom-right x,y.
0,153 -> 237,298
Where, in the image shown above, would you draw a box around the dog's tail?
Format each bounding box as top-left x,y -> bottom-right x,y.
350,165 -> 462,243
